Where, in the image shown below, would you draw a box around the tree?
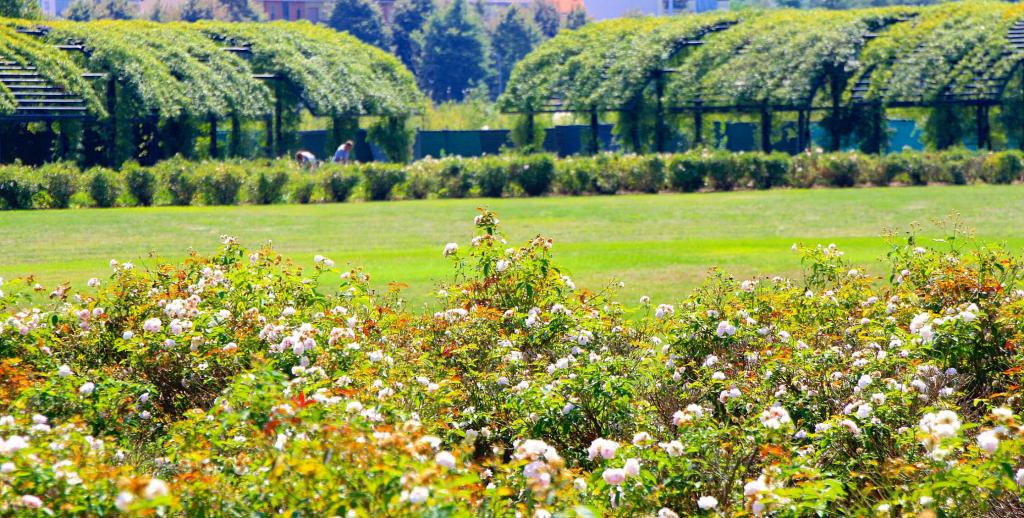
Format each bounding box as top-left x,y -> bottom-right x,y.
491,6 -> 539,94
148,1 -> 165,20
392,0 -> 435,74
532,0 -> 559,38
0,0 -> 40,19
66,0 -> 137,20
420,0 -> 490,102
566,6 -> 587,30
327,0 -> 392,50
65,0 -> 93,20
179,0 -> 215,21
218,0 -> 264,22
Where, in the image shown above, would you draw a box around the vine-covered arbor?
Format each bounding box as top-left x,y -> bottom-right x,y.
499,1 -> 1024,154
0,18 -> 423,165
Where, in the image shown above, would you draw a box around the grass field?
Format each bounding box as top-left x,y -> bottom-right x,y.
4,185 -> 1024,309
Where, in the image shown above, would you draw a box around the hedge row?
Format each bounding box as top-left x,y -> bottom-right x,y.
2,149 -> 1023,209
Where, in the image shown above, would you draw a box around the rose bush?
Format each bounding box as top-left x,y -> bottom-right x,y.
1,212 -> 1023,515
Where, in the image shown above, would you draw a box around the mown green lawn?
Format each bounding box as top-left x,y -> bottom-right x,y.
4,185 -> 1024,309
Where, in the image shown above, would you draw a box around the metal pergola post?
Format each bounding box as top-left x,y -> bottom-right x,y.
106,76 -> 117,165
977,104 -> 990,151
760,108 -> 772,153
655,70 -> 667,153
588,106 -> 600,155
208,115 -> 218,158
693,101 -> 704,146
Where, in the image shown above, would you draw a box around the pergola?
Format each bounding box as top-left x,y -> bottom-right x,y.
0,19 -> 423,164
499,2 -> 1024,154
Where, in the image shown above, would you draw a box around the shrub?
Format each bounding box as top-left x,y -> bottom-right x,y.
0,165 -> 39,210
1,211 -> 1022,516
123,162 -> 157,206
291,179 -> 316,204
160,159 -> 199,206
362,163 -> 406,201
667,153 -> 705,192
402,162 -> 439,200
198,164 -> 244,205
321,166 -> 361,202
511,154 -> 555,196
816,153 -> 860,188
554,156 -> 597,195
704,152 -> 741,191
620,154 -> 666,193
471,156 -> 510,198
982,151 -> 1024,184
249,164 -> 290,204
437,157 -> 473,198
882,151 -> 927,185
87,167 -> 120,208
39,162 -> 79,209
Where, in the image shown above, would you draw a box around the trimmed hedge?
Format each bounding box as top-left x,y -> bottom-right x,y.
1,148 -> 1023,210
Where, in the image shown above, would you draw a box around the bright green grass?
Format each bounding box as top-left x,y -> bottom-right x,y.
3,185 -> 1024,309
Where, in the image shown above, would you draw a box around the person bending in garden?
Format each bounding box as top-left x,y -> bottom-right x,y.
333,140 -> 354,164
295,150 -> 318,170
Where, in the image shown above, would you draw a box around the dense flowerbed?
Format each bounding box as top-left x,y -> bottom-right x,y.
3,148 -> 1024,210
0,211 -> 1023,515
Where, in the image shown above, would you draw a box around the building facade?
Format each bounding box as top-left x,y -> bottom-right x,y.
585,0 -> 726,19
263,0 -> 326,22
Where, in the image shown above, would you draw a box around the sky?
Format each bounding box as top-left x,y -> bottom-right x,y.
585,0 -> 662,19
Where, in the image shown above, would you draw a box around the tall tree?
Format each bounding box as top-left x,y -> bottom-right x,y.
420,0 -> 490,102
179,0 -> 215,21
68,0 -> 136,20
391,0 -> 435,74
566,6 -> 587,29
0,0 -> 40,19
327,0 -> 392,50
532,0 -> 560,38
218,0 -> 264,21
64,0 -> 93,19
491,6 -> 539,94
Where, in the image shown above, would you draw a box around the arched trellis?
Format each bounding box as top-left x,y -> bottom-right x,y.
500,2 -> 1024,155
0,18 -> 424,165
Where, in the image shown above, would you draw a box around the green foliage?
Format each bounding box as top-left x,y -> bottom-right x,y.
0,164 -> 37,209
531,0 -> 560,38
9,149 -> 1024,211
982,150 -> 1024,184
247,162 -> 289,204
666,152 -> 706,192
123,162 -> 157,206
361,163 -> 406,200
86,167 -> 120,207
178,0 -> 214,21
2,211 -> 1024,515
510,153 -> 554,196
158,158 -> 199,205
40,162 -> 79,209
367,116 -> 414,163
197,162 -> 244,205
391,0 -> 435,74
491,6 -> 541,94
218,0 -> 264,21
327,0 -> 392,50
0,0 -> 40,19
566,6 -> 587,30
321,165 -> 360,202
420,0 -> 490,102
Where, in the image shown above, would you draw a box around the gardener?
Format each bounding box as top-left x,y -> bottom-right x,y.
295,150 -> 317,169
332,140 -> 354,164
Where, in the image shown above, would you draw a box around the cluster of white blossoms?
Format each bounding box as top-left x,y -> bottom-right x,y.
759,405 -> 792,430
514,439 -> 563,491
919,410 -> 961,460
